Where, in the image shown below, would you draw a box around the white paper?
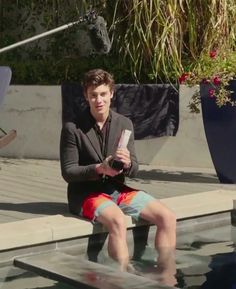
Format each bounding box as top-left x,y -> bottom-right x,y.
117,129 -> 132,149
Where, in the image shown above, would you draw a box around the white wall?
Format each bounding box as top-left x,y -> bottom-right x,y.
0,85 -> 214,168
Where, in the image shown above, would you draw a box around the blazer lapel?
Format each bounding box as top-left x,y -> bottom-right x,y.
80,109 -> 103,161
86,127 -> 103,162
106,111 -> 120,157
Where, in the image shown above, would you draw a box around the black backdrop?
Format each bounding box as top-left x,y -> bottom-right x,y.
61,83 -> 179,139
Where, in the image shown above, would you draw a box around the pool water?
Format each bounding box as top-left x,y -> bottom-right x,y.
127,243 -> 236,289
1,224 -> 236,289
127,223 -> 236,289
0,267 -> 77,289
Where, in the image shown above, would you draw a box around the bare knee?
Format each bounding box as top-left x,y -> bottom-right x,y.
158,209 -> 176,231
107,213 -> 127,235
141,200 -> 176,230
96,206 -> 126,235
149,204 -> 176,230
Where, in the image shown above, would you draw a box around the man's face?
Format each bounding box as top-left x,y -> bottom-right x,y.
85,84 -> 113,119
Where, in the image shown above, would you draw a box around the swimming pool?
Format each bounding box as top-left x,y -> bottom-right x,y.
0,265 -> 75,289
130,223 -> 236,288
1,216 -> 235,289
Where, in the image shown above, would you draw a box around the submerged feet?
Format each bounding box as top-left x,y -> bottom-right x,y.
95,247 -> 177,287
129,247 -> 177,287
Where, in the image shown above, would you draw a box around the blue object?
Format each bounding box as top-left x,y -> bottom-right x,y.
0,66 -> 12,107
200,80 -> 236,183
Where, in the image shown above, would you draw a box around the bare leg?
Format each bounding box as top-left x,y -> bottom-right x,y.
140,199 -> 177,286
96,205 -> 129,271
140,199 -> 176,250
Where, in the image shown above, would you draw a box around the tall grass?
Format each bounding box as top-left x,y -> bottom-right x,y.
103,0 -> 236,82
1,0 -> 236,83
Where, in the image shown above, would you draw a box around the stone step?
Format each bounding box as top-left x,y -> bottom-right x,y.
14,251 -> 166,289
0,190 -> 235,252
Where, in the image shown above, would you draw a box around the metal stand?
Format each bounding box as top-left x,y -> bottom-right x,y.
0,11 -> 97,54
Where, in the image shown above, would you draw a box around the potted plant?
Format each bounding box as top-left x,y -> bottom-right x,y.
179,49 -> 236,113
179,48 -> 236,184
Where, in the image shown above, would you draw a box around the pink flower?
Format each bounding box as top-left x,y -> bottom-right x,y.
213,76 -> 221,85
208,89 -> 215,98
179,73 -> 189,84
209,50 -> 217,58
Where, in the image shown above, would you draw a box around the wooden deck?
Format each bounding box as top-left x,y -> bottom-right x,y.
0,157 -> 235,224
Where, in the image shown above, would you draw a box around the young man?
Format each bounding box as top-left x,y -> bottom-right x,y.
60,69 -> 176,278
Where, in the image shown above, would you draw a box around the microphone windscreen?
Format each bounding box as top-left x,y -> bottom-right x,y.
88,16 -> 112,55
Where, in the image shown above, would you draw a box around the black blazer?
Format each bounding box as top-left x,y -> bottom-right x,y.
60,109 -> 139,214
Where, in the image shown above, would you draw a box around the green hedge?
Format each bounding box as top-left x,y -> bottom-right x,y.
1,0 -> 236,84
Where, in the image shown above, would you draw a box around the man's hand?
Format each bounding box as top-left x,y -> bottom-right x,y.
114,147 -> 131,169
96,156 -> 122,177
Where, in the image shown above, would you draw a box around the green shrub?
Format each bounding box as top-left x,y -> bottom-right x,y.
0,0 -> 236,84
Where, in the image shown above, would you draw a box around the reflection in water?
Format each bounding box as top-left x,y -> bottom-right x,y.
200,252 -> 236,289
130,247 -> 177,287
96,244 -> 178,287
0,268 -> 76,289
122,225 -> 236,289
130,258 -> 178,287
1,225 -> 235,289
127,245 -> 236,289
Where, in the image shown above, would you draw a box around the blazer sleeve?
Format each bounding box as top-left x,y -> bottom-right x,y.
60,122 -> 99,183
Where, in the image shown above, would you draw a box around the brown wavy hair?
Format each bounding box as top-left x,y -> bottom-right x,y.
82,69 -> 115,94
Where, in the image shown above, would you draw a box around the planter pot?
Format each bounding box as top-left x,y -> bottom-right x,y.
200,80 -> 236,183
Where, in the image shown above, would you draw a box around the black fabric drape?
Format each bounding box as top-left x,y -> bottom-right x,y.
61,83 -> 179,139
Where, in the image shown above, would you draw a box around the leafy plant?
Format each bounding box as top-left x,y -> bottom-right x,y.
1,0 -> 236,85
105,0 -> 183,83
179,49 -> 236,113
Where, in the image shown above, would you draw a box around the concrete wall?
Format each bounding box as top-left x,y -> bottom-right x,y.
0,86 -> 61,159
0,85 -> 214,169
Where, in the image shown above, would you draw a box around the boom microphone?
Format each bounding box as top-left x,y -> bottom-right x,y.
88,16 -> 111,55
0,11 -> 111,56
